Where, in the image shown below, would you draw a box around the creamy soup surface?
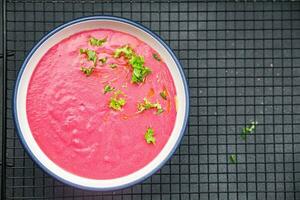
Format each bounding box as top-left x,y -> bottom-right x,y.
27,29 -> 177,179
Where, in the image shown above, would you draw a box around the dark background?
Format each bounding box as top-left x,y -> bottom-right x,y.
1,1 -> 300,199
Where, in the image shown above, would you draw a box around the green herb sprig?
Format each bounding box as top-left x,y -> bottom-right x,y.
129,55 -> 151,83
114,45 -> 134,58
137,98 -> 164,114
241,121 -> 258,141
229,155 -> 237,164
103,85 -> 115,94
145,128 -> 155,144
89,37 -> 107,46
99,57 -> 107,64
109,90 -> 126,111
79,49 -> 98,76
114,45 -> 151,83
160,90 -> 167,100
80,66 -> 94,76
80,49 -> 97,65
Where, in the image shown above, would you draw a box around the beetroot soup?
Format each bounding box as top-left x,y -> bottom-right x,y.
26,29 -> 177,179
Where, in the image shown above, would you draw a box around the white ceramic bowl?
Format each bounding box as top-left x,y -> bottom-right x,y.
14,16 -> 189,191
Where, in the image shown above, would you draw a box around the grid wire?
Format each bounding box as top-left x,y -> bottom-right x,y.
2,0 -> 300,200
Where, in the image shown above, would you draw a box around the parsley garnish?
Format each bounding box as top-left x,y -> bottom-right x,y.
99,57 -> 107,64
241,121 -> 258,141
114,45 -> 151,83
160,90 -> 167,100
137,98 -> 164,114
145,128 -> 155,144
129,55 -> 151,83
153,53 -> 161,61
110,63 -> 117,68
109,90 -> 126,111
114,45 -> 134,58
157,108 -> 164,114
80,66 -> 94,76
229,155 -> 237,164
89,37 -> 106,46
80,49 -> 97,65
103,85 -> 115,94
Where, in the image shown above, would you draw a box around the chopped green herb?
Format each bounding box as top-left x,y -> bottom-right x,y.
109,90 -> 126,111
114,45 -> 134,59
110,63 -> 117,68
160,90 -> 167,100
99,57 -> 107,64
103,85 -> 115,94
131,66 -> 151,83
137,98 -> 153,111
80,66 -> 94,76
109,98 -> 126,111
157,107 -> 164,114
129,55 -> 151,83
114,45 -> 151,83
241,121 -> 258,140
144,128 -> 155,144
129,54 -> 144,66
155,103 -> 164,114
138,98 -> 164,114
153,53 -> 161,61
80,49 -> 97,65
89,37 -> 106,46
229,155 -> 237,164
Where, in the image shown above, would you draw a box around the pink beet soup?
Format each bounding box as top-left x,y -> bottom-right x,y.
26,29 -> 177,179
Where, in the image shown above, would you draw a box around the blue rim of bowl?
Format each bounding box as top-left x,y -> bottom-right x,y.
13,15 -> 190,191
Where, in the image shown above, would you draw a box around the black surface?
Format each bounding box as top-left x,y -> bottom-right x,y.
0,0 -> 3,194
2,1 -> 300,199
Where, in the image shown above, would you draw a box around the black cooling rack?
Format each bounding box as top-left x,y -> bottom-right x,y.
1,1 -> 300,199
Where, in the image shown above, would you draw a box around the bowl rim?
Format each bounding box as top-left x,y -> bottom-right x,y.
13,15 -> 189,191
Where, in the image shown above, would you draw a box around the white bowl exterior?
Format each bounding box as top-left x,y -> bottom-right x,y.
15,19 -> 187,189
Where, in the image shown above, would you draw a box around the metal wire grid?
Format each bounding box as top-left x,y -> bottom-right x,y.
1,0 -> 300,199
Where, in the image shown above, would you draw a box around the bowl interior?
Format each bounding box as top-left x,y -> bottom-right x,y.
14,17 -> 188,190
